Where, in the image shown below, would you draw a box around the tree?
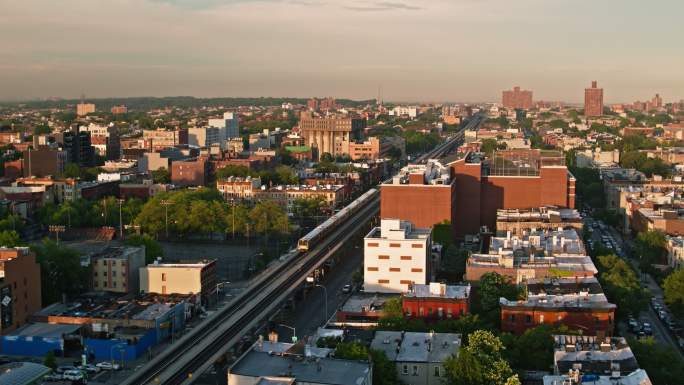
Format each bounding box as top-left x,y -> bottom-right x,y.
502,325 -> 554,371
216,165 -> 250,180
444,330 -> 513,385
439,245 -> 468,282
480,139 -> 498,155
635,229 -> 667,268
382,297 -> 403,318
292,196 -> 326,219
63,163 -> 81,179
629,337 -> 684,385
596,254 -> 648,319
0,230 -> 21,247
475,273 -> 522,327
274,165 -> 298,185
334,341 -> 368,360
249,201 -> 288,238
663,269 -> 684,317
44,351 -> 57,370
125,234 -> 163,264
369,349 -> 398,385
151,167 -> 170,184
31,240 -> 88,305
320,152 -> 334,163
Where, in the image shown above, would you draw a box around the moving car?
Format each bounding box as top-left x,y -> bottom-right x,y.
78,364 -> 100,373
642,323 -> 653,336
62,370 -> 85,381
342,284 -> 352,294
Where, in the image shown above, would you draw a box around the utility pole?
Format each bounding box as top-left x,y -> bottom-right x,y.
231,199 -> 236,240
117,199 -> 124,240
161,200 -> 171,239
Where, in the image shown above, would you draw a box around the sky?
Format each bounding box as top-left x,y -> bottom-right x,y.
1,0 -> 683,103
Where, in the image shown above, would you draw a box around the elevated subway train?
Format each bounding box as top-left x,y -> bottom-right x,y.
297,188 -> 378,252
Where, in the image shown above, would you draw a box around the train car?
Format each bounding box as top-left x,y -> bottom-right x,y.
297,188 -> 378,252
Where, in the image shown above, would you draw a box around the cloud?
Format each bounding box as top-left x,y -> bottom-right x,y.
343,1 -> 422,12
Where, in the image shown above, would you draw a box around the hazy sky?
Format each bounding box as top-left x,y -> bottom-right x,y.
1,0 -> 683,103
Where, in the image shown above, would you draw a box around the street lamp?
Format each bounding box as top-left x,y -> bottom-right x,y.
160,200 -> 172,238
215,281 -> 230,305
230,199 -> 236,240
117,199 -> 125,240
49,225 -> 65,244
315,284 -> 328,324
278,323 -> 297,343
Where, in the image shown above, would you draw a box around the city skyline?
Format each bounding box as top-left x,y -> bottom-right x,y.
2,0 -> 683,102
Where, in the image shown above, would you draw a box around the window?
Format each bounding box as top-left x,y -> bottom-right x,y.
400,280 -> 413,285
437,308 -> 444,318
103,271 -> 107,277
400,256 -> 412,260
162,285 -> 167,294
419,307 -> 424,316
94,281 -> 98,287
411,244 -> 423,248
162,273 -> 167,282
112,271 -> 117,277
411,268 -> 423,273
378,255 -> 390,260
389,267 -> 400,272
94,271 -> 98,277
112,281 -> 117,288
367,242 -> 379,247
367,267 -> 379,272
389,243 -> 401,248
509,314 -> 516,322
378,279 -> 390,284
434,366 -> 441,377
403,365 -> 408,375
526,315 -> 532,324
412,366 -> 418,376
103,281 -> 107,287
539,315 -> 544,323
447,308 -> 453,318
428,308 -> 433,316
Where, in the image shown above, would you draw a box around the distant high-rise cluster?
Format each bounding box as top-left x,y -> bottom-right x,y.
584,81 -> 604,117
307,97 -> 337,111
76,102 -> 95,116
502,86 -> 533,109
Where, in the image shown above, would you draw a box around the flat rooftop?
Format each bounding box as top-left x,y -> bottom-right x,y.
371,331 -> 461,364
526,276 -> 603,296
230,350 -> 370,385
500,292 -> 616,310
543,369 -> 651,385
496,206 -> 582,223
405,283 -> 471,300
340,293 -> 396,313
553,335 -> 638,375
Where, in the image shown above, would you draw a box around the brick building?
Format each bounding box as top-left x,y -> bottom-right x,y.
380,160 -> 456,232
502,86 -> 533,109
21,148 -> 67,177
632,207 -> 684,236
91,246 -> 146,294
500,291 -> 616,336
298,112 -> 365,158
171,157 -> 209,187
584,81 -> 604,117
142,129 -> 188,151
0,247 -> 42,334
216,176 -> 262,202
447,150 -> 575,238
402,282 -> 470,320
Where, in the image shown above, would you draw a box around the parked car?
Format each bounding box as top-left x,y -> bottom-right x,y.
78,364 -> 100,373
642,323 -> 653,336
43,374 -> 64,382
96,362 -> 121,371
658,310 -> 669,320
56,365 -> 77,373
342,284 -> 352,294
62,370 -> 85,381
628,317 -> 639,332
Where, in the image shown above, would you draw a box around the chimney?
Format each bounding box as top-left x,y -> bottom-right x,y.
592,80 -> 597,88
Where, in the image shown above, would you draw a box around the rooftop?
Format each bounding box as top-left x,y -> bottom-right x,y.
365,219 -> 431,241
553,335 -> 638,375
0,362 -> 51,385
385,159 -> 451,186
90,246 -> 143,260
145,260 -> 215,269
340,293 -> 396,313
526,276 -> 604,296
229,350 -> 370,385
543,369 -> 651,385
370,331 -> 461,364
500,291 -> 616,310
496,207 -> 582,224
405,283 -> 471,300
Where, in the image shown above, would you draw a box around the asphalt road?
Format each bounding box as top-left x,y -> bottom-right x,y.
587,218 -> 683,358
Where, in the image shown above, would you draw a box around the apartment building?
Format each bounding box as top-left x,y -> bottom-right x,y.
298,112 -> 365,158
139,260 -> 217,305
216,176 -> 262,201
371,331 -> 460,385
0,247 -> 42,334
402,282 -> 471,320
364,219 -> 432,293
666,236 -> 684,269
91,246 -> 146,294
584,81 -> 604,117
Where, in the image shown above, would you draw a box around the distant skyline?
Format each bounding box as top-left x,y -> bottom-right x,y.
1,0 -> 683,103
